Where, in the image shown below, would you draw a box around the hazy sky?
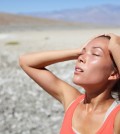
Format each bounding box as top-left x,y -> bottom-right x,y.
0,0 -> 120,13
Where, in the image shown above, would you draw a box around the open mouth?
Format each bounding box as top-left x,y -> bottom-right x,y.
75,66 -> 84,72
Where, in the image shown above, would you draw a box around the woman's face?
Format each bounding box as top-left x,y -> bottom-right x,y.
73,37 -> 114,88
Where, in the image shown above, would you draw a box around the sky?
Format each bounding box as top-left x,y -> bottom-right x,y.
0,0 -> 120,13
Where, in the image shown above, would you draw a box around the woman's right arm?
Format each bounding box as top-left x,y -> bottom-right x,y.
19,49 -> 82,111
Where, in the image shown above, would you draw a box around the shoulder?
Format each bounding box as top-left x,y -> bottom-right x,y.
64,92 -> 84,112
114,105 -> 120,133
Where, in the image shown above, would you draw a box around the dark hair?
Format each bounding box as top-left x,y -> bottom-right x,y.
97,35 -> 120,100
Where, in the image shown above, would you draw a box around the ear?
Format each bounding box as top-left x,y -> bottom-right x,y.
108,70 -> 119,80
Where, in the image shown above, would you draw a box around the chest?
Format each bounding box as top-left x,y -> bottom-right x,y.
72,105 -> 106,134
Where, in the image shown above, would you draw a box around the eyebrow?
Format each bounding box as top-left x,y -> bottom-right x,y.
92,47 -> 104,53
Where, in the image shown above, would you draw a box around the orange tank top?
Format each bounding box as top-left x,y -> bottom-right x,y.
60,95 -> 120,134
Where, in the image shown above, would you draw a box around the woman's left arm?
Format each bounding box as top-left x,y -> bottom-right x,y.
107,33 -> 120,73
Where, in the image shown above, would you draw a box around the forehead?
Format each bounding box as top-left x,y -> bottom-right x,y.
86,37 -> 109,49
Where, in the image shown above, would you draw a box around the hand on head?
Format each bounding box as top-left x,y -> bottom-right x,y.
104,33 -> 120,51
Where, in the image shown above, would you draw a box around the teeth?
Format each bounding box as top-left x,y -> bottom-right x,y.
76,68 -> 83,72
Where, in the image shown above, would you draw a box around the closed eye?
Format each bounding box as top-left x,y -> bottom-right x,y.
92,53 -> 100,56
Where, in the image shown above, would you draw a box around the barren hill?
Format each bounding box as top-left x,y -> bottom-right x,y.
26,5 -> 120,27
0,12 -> 75,26
0,12 -> 98,32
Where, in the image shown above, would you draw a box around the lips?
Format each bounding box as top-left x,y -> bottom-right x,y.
75,66 -> 84,73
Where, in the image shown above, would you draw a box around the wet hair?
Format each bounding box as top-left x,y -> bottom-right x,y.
97,35 -> 120,100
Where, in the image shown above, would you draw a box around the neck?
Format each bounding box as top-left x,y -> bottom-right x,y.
83,90 -> 114,112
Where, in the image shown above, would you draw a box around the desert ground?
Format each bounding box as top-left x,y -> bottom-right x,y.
0,22 -> 120,134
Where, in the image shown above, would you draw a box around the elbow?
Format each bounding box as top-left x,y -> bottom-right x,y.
19,55 -> 26,68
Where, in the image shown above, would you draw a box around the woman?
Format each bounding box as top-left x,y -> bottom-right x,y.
19,33 -> 120,134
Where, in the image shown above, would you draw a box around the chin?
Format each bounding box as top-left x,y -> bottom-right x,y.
73,78 -> 92,88
73,78 -> 84,86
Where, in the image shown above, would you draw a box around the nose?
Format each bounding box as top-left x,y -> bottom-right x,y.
78,54 -> 86,63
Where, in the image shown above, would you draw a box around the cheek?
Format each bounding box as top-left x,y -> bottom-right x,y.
73,60 -> 112,86
86,60 -> 112,82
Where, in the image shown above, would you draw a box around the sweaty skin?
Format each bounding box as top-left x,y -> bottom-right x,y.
19,34 -> 120,134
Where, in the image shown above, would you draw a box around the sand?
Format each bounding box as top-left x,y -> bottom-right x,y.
0,28 -> 120,134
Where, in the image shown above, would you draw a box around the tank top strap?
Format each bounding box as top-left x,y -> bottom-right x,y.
60,94 -> 85,134
97,104 -> 120,134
